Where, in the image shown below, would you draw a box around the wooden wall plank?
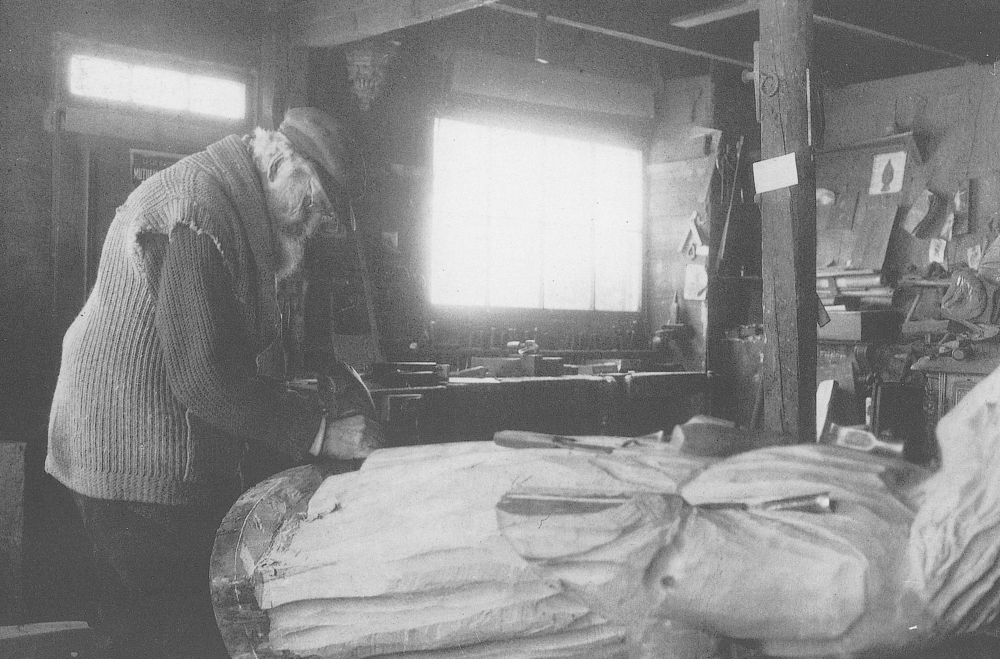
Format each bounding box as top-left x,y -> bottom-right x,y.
51,130 -> 90,336
758,0 -> 816,441
0,442 -> 25,623
289,0 -> 497,47
825,64 -> 1000,194
449,50 -> 655,119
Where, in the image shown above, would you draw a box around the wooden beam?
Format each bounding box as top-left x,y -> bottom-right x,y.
258,3 -> 309,128
673,0 -> 976,65
288,0 -> 498,47
0,443 -> 25,623
813,15 -> 976,65
758,0 -> 816,441
449,49 -> 656,118
672,0 -> 759,28
51,127 -> 91,336
491,2 -> 751,68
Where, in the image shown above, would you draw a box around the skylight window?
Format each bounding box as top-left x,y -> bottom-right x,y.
69,54 -> 246,120
430,117 -> 644,312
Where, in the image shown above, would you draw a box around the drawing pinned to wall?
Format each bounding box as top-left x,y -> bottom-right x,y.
903,189 -> 934,234
979,235 -> 1000,284
913,193 -> 953,241
684,263 -> 708,301
929,238 -> 948,266
968,244 -> 983,270
869,151 -> 906,195
951,183 -> 970,236
678,211 -> 703,260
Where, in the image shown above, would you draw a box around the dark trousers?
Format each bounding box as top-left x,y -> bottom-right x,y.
71,491 -> 234,659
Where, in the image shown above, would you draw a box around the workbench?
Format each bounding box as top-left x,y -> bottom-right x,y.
368,370 -> 708,446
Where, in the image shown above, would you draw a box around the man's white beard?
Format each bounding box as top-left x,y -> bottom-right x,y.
266,163 -> 316,280
275,229 -> 307,280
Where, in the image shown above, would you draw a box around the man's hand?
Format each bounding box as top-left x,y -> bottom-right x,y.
319,414 -> 385,460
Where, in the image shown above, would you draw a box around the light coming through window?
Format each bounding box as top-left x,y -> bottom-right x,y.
69,55 -> 246,120
430,117 -> 644,311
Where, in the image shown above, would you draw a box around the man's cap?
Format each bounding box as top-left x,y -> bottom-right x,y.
278,107 -> 351,198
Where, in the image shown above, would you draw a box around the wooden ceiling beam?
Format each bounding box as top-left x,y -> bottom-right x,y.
672,1 -> 976,65
287,0 -> 498,47
814,15 -> 976,65
491,2 -> 752,68
671,0 -> 759,28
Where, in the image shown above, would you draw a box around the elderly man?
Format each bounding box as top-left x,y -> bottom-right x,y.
46,107 -> 375,659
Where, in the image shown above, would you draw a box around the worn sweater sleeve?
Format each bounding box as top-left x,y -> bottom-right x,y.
153,224 -> 322,461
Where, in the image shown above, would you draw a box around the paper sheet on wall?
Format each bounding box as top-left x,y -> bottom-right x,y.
929,238 -> 948,266
684,263 -> 708,301
904,189 -> 934,234
869,151 -> 906,195
968,244 -> 983,270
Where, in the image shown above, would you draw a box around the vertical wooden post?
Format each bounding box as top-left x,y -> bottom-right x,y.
259,0 -> 309,129
51,127 -> 91,337
757,0 -> 816,441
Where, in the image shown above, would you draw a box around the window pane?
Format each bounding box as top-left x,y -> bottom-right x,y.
430,117 -> 643,312
131,65 -> 187,111
489,129 -> 543,223
70,56 -> 130,102
189,74 -> 246,119
429,219 -> 489,306
543,222 -> 592,310
595,229 -> 642,311
433,119 -> 491,219
593,145 -> 644,230
68,54 -> 246,120
542,138 -> 594,224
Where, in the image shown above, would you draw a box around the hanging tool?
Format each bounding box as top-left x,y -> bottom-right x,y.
348,200 -> 383,363
714,135 -> 744,274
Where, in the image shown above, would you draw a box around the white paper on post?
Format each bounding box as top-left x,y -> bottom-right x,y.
752,152 -> 799,194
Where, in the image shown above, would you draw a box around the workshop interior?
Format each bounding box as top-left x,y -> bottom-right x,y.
5,0 -> 1000,657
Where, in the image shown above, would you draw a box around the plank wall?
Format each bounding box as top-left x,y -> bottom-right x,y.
825,63 -> 1000,284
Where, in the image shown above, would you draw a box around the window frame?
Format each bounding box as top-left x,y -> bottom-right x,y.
426,112 -> 648,325
50,33 -> 257,146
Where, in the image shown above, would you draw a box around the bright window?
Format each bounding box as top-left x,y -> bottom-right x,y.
69,54 -> 246,120
430,117 -> 644,311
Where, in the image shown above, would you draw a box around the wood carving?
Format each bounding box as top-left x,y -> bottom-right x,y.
212,368 -> 1000,658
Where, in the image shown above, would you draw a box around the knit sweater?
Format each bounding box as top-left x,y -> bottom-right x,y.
47,135 -> 324,506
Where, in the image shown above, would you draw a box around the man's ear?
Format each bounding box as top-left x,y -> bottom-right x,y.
268,155 -> 284,182
311,176 -> 331,207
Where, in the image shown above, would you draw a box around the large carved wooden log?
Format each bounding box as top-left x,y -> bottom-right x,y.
212,370 -> 1000,659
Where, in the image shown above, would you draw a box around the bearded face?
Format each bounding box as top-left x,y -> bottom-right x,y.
262,149 -> 336,279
